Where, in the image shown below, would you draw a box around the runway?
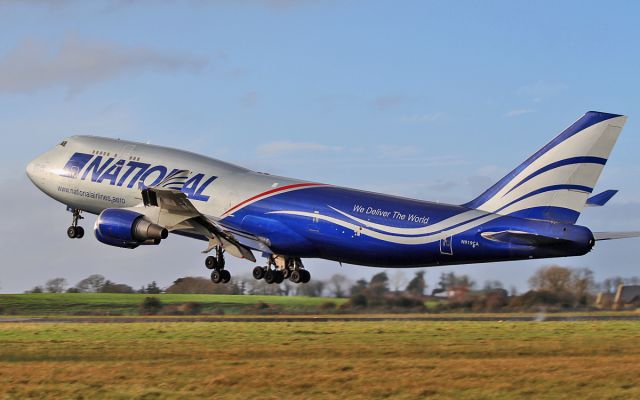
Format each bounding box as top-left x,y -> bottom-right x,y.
1,314 -> 639,323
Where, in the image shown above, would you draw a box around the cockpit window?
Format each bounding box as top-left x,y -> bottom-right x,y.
59,141 -> 67,147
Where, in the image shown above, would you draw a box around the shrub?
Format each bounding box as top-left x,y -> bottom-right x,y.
318,301 -> 337,311
484,289 -> 509,311
250,301 -> 281,314
509,290 -> 575,309
179,302 -> 203,315
385,294 -> 426,309
139,297 -> 163,315
211,307 -> 225,315
349,293 -> 368,308
254,301 -> 270,310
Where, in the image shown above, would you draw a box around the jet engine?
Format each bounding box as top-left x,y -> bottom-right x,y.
94,209 -> 168,249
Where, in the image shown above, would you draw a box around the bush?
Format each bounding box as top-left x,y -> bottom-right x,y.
139,297 -> 163,315
211,307 -> 225,315
179,302 -> 202,315
254,301 -> 270,310
349,293 -> 368,308
509,290 -> 575,309
250,301 -> 281,314
318,301 -> 337,311
484,289 -> 509,311
385,294 -> 426,309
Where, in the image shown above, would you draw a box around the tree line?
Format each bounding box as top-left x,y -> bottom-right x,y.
25,266 -> 640,311
26,275 -> 162,295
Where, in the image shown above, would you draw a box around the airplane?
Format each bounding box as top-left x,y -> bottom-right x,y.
26,111 -> 639,285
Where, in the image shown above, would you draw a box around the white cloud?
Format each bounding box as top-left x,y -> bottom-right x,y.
0,36 -> 208,94
257,141 -> 344,156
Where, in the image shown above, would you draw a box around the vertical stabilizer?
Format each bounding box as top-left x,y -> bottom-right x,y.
464,111 -> 627,224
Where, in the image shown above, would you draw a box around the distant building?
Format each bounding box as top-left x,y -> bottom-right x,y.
595,292 -> 614,308
613,285 -> 640,308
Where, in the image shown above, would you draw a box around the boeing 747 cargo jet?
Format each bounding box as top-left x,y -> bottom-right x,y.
26,111 -> 639,284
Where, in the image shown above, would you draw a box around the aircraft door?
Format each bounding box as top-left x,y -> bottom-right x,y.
440,235 -> 453,255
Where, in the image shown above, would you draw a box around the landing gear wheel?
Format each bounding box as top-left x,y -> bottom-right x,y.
67,208 -> 84,239
264,270 -> 275,284
205,255 -> 218,270
289,270 -> 302,284
274,270 -> 284,284
67,226 -> 77,239
282,268 -> 291,280
253,266 -> 265,280
220,269 -> 231,284
210,270 -> 222,284
301,269 -> 311,283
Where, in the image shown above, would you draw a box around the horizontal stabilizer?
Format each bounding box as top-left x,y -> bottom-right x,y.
586,190 -> 618,207
481,230 -> 571,246
593,231 -> 640,241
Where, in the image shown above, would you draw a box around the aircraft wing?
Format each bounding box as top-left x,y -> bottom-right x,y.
593,231 -> 640,241
481,230 -> 572,246
139,170 -> 260,261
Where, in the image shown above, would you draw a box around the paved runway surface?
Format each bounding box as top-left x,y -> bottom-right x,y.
1,315 -> 639,323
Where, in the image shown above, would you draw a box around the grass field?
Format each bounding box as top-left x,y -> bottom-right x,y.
0,293 -> 349,315
0,320 -> 638,399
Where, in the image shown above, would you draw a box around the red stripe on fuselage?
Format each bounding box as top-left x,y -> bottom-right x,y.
222,182 -> 326,216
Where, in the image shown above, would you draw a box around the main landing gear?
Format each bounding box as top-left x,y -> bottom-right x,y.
252,256 -> 311,285
206,246 -> 231,284
205,249 -> 310,286
66,208 -> 84,239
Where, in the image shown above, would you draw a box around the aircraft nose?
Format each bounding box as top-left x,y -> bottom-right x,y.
26,154 -> 47,185
25,159 -> 36,181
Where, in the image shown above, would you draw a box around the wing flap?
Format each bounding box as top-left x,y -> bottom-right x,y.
140,179 -> 263,261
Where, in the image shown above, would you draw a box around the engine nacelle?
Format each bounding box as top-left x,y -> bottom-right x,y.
94,209 -> 168,249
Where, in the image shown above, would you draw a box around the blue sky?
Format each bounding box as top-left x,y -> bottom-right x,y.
2,0 -> 640,293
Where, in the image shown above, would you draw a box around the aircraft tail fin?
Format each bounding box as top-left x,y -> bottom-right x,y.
464,111 -> 627,224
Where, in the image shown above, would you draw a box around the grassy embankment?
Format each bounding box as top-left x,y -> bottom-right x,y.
0,320 -> 638,399
1,293 -> 638,317
0,293 -> 349,316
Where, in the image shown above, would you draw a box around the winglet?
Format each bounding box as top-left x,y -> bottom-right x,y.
586,190 -> 618,207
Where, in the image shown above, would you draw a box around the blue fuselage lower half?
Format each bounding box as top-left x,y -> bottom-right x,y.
220,186 -> 595,268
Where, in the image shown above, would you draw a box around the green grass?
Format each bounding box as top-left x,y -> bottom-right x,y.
0,293 -> 348,316
0,320 -> 638,399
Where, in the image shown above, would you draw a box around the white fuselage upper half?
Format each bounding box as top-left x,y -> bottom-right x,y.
26,135 -> 309,219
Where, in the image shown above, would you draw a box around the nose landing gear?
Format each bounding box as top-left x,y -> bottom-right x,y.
67,208 -> 84,239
